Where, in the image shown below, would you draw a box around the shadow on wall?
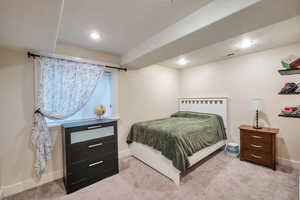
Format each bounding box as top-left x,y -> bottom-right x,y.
252,111 -> 291,162
251,111 -> 271,128
22,54 -> 36,181
277,137 -> 290,161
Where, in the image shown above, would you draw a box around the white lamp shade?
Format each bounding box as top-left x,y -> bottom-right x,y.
251,98 -> 263,111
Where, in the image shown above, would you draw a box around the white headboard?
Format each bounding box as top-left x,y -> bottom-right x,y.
178,97 -> 228,128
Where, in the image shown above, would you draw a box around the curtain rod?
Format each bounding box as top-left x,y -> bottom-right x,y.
27,52 -> 127,72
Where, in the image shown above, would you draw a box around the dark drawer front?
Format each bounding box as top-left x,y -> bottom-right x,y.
66,169 -> 118,193
242,131 -> 272,144
70,137 -> 116,164
243,150 -> 272,167
68,153 -> 117,185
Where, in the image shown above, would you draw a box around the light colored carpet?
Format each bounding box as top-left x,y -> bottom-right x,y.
5,151 -> 299,200
62,151 -> 298,200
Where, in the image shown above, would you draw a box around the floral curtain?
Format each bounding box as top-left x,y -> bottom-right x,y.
32,57 -> 104,176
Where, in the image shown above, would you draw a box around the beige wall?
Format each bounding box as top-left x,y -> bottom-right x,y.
180,42 -> 300,162
118,65 -> 180,151
0,48 -> 35,187
0,46 -> 179,196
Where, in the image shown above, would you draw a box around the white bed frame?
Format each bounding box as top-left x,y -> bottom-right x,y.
129,97 -> 228,185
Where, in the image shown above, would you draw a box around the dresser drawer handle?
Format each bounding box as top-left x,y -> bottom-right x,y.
251,154 -> 262,159
89,161 -> 103,167
251,135 -> 263,139
88,143 -> 103,148
88,125 -> 102,129
250,144 -> 263,148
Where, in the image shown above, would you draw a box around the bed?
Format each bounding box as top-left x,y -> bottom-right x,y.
127,97 -> 228,185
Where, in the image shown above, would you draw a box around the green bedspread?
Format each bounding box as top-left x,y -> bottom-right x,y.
127,111 -> 226,172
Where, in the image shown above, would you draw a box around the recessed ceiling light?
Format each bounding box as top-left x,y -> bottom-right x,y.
89,32 -> 101,40
177,58 -> 190,66
239,38 -> 255,49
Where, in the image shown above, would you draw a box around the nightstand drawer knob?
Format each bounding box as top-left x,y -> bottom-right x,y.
251,154 -> 262,159
251,135 -> 263,139
250,144 -> 262,148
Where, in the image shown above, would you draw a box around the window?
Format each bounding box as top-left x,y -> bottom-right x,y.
47,72 -> 113,124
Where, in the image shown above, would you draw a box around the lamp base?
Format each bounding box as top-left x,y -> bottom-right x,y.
252,126 -> 263,129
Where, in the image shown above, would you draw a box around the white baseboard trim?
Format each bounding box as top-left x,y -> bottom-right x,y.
2,170 -> 63,198
277,157 -> 300,170
298,174 -> 300,200
119,148 -> 131,159
2,149 -> 132,198
0,187 -> 3,200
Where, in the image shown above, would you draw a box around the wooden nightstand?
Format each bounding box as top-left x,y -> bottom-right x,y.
239,125 -> 279,170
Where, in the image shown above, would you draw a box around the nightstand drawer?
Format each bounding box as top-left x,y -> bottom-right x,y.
243,131 -> 272,144
243,150 -> 272,167
243,137 -> 271,152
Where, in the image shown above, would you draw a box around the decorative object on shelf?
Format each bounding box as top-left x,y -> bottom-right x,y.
278,92 -> 300,95
278,68 -> 300,75
279,105 -> 300,118
278,114 -> 300,118
251,98 -> 263,129
277,57 -> 300,119
281,55 -> 300,69
94,105 -> 106,119
278,82 -> 300,94
225,143 -> 239,157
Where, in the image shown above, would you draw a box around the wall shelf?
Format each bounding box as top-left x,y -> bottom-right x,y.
278,114 -> 300,118
278,68 -> 300,75
278,92 -> 300,95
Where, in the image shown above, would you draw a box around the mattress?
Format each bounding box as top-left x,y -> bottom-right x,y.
127,111 -> 227,171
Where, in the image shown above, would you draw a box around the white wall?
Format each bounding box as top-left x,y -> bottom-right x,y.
180,42 -> 300,164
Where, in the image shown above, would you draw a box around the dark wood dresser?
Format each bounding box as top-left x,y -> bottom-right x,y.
62,119 -> 118,193
239,125 -> 279,170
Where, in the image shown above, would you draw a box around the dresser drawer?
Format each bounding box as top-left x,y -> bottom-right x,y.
67,169 -> 118,193
68,153 -> 117,185
242,131 -> 272,144
70,137 -> 116,164
242,150 -> 272,167
70,125 -> 115,144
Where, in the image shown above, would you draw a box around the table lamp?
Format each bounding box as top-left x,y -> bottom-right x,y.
252,98 -> 263,129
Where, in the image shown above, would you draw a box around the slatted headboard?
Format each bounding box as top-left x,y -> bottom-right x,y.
179,97 -> 228,128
